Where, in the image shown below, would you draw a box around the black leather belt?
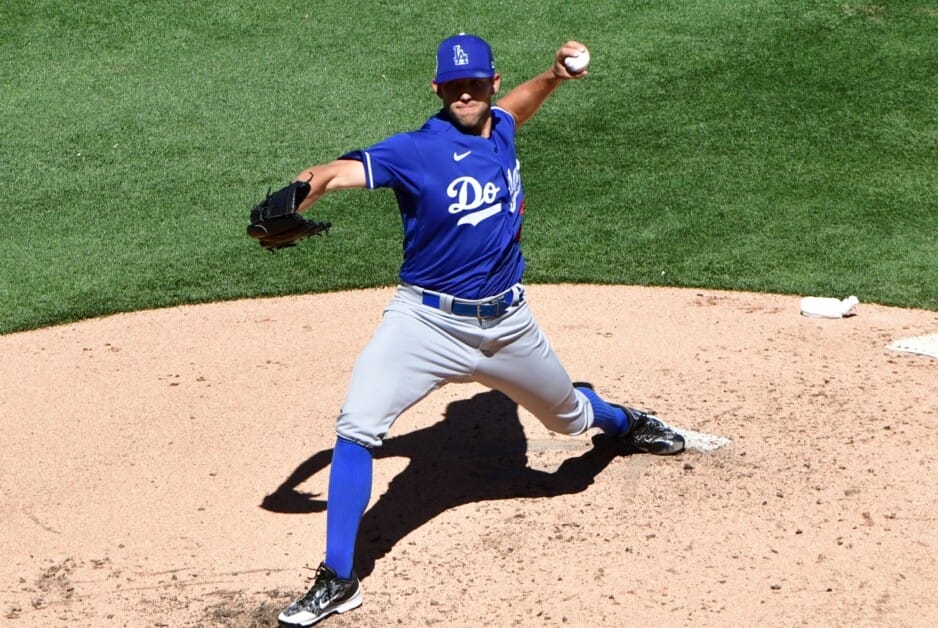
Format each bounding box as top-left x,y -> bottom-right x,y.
421,286 -> 525,319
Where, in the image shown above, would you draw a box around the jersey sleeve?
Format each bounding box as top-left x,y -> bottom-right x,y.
340,133 -> 422,194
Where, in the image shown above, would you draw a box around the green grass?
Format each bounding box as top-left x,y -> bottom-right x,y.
2,1 -> 936,333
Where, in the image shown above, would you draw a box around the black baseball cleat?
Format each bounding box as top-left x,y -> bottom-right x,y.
278,562 -> 363,627
617,406 -> 685,455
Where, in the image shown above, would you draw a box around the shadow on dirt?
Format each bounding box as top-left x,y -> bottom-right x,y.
261,387 -> 626,580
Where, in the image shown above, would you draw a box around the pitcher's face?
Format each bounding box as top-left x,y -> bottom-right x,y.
434,76 -> 500,135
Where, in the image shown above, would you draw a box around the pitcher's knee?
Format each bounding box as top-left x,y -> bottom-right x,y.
533,388 -> 592,436
336,413 -> 390,449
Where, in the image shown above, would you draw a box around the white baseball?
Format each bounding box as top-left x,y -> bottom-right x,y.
564,50 -> 590,74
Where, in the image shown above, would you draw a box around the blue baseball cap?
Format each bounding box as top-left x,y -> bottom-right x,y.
434,33 -> 496,84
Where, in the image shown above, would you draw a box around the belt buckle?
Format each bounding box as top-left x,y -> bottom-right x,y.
477,299 -> 499,319
468,291 -> 516,319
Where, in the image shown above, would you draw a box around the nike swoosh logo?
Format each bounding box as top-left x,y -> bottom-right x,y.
453,150 -> 471,162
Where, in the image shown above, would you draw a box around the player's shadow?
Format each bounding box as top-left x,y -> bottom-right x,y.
260,387 -> 626,580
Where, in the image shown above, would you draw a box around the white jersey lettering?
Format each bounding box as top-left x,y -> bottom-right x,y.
506,159 -> 521,214
457,204 -> 502,226
447,176 -> 502,226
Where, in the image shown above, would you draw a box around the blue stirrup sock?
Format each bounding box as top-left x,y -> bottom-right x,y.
324,437 -> 373,580
577,386 -> 630,436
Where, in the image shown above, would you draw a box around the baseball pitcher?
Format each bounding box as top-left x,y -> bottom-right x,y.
253,34 -> 686,627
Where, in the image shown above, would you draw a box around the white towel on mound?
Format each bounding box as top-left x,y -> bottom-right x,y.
800,295 -> 859,318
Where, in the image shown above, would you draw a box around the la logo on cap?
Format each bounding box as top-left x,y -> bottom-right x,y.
453,44 -> 470,67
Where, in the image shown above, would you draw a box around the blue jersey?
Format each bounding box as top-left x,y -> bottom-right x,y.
342,106 -> 525,300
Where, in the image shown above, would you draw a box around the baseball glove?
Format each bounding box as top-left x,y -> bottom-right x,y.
247,178 -> 331,251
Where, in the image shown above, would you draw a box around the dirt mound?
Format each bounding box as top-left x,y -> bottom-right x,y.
2,285 -> 935,626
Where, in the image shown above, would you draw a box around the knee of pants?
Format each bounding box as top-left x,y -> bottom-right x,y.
336,411 -> 391,449
531,388 -> 593,436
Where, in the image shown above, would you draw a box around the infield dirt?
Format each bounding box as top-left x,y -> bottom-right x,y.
2,285 -> 935,627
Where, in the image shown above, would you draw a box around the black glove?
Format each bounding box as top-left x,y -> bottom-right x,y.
247,178 -> 331,251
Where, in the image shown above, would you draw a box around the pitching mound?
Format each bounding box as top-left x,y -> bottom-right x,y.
1,285 -> 935,626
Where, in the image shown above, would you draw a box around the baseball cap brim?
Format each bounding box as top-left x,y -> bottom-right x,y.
433,68 -> 496,84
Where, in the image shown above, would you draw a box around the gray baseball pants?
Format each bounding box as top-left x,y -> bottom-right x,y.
336,284 -> 594,447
